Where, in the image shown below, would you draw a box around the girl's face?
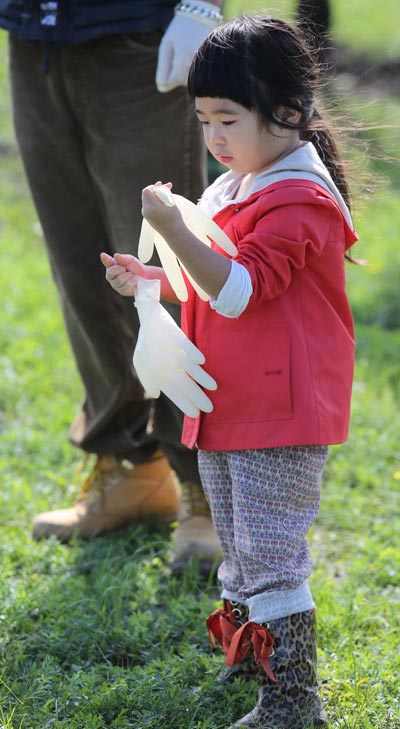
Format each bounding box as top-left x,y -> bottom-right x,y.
195,97 -> 300,176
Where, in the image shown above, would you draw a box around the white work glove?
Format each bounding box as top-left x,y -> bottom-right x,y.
138,185 -> 238,302
133,276 -> 217,417
156,1 -> 223,93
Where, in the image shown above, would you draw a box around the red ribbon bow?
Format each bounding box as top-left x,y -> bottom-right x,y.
206,606 -> 240,655
226,621 -> 276,682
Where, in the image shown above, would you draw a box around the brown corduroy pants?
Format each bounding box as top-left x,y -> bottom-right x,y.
9,31 -> 207,484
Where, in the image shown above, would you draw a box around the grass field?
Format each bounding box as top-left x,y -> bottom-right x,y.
0,5 -> 399,728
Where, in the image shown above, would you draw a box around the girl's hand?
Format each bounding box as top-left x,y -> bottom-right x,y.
100,252 -> 146,297
141,181 -> 184,237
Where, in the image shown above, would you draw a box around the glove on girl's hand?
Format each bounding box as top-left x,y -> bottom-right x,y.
139,185 -> 238,302
133,277 -> 217,418
156,1 -> 222,93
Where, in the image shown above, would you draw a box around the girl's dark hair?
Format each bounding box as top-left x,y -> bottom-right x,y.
188,15 -> 351,210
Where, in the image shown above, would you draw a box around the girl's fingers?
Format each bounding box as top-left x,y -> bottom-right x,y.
105,265 -> 127,280
102,252 -> 138,269
114,253 -> 144,275
101,251 -> 137,296
100,251 -> 115,267
150,180 -> 172,188
114,272 -> 133,286
114,253 -> 137,264
108,272 -> 137,294
115,277 -> 137,296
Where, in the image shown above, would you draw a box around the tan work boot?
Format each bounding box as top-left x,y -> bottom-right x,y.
32,451 -> 180,542
169,481 -> 222,574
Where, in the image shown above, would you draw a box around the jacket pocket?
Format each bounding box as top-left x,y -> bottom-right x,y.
207,326 -> 293,423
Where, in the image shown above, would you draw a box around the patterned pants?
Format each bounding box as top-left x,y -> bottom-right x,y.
198,446 -> 328,622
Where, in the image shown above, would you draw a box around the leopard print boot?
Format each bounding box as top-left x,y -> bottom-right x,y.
230,610 -> 328,728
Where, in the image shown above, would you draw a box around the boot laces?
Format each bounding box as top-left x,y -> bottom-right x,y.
75,454 -> 105,501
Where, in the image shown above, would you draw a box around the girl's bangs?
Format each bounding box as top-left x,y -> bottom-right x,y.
188,42 -> 252,108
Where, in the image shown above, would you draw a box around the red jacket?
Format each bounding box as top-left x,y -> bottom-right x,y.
181,179 -> 358,451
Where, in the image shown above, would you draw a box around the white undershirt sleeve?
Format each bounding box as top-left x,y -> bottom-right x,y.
209,260 -> 253,318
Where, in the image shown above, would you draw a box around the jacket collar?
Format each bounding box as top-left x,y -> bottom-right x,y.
199,142 -> 353,228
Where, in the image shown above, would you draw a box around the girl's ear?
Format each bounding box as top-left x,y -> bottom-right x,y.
276,105 -> 302,125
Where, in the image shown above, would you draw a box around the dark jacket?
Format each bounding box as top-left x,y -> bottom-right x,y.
0,1 -> 176,45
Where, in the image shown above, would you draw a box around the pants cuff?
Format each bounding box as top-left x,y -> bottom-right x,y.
220,588 -> 246,605
247,580 -> 315,622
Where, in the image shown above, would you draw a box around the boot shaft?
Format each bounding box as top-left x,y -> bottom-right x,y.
229,610 -> 327,728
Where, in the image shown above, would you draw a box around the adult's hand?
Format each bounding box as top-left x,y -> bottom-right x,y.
156,1 -> 223,92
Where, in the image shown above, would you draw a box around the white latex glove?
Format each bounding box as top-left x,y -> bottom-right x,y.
156,1 -> 223,93
133,276 -> 217,417
138,185 -> 238,302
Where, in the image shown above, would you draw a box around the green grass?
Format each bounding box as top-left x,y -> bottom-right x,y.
1,10 -> 400,729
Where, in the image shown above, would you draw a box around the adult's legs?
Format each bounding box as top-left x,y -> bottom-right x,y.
9,33 -> 206,477
296,0 -> 332,65
9,33 -> 219,564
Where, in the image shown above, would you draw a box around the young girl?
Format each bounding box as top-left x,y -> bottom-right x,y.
101,15 -> 358,728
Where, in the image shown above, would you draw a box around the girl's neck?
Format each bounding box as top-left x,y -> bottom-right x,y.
236,173 -> 253,199
237,140 -> 303,199
261,137 -> 303,174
